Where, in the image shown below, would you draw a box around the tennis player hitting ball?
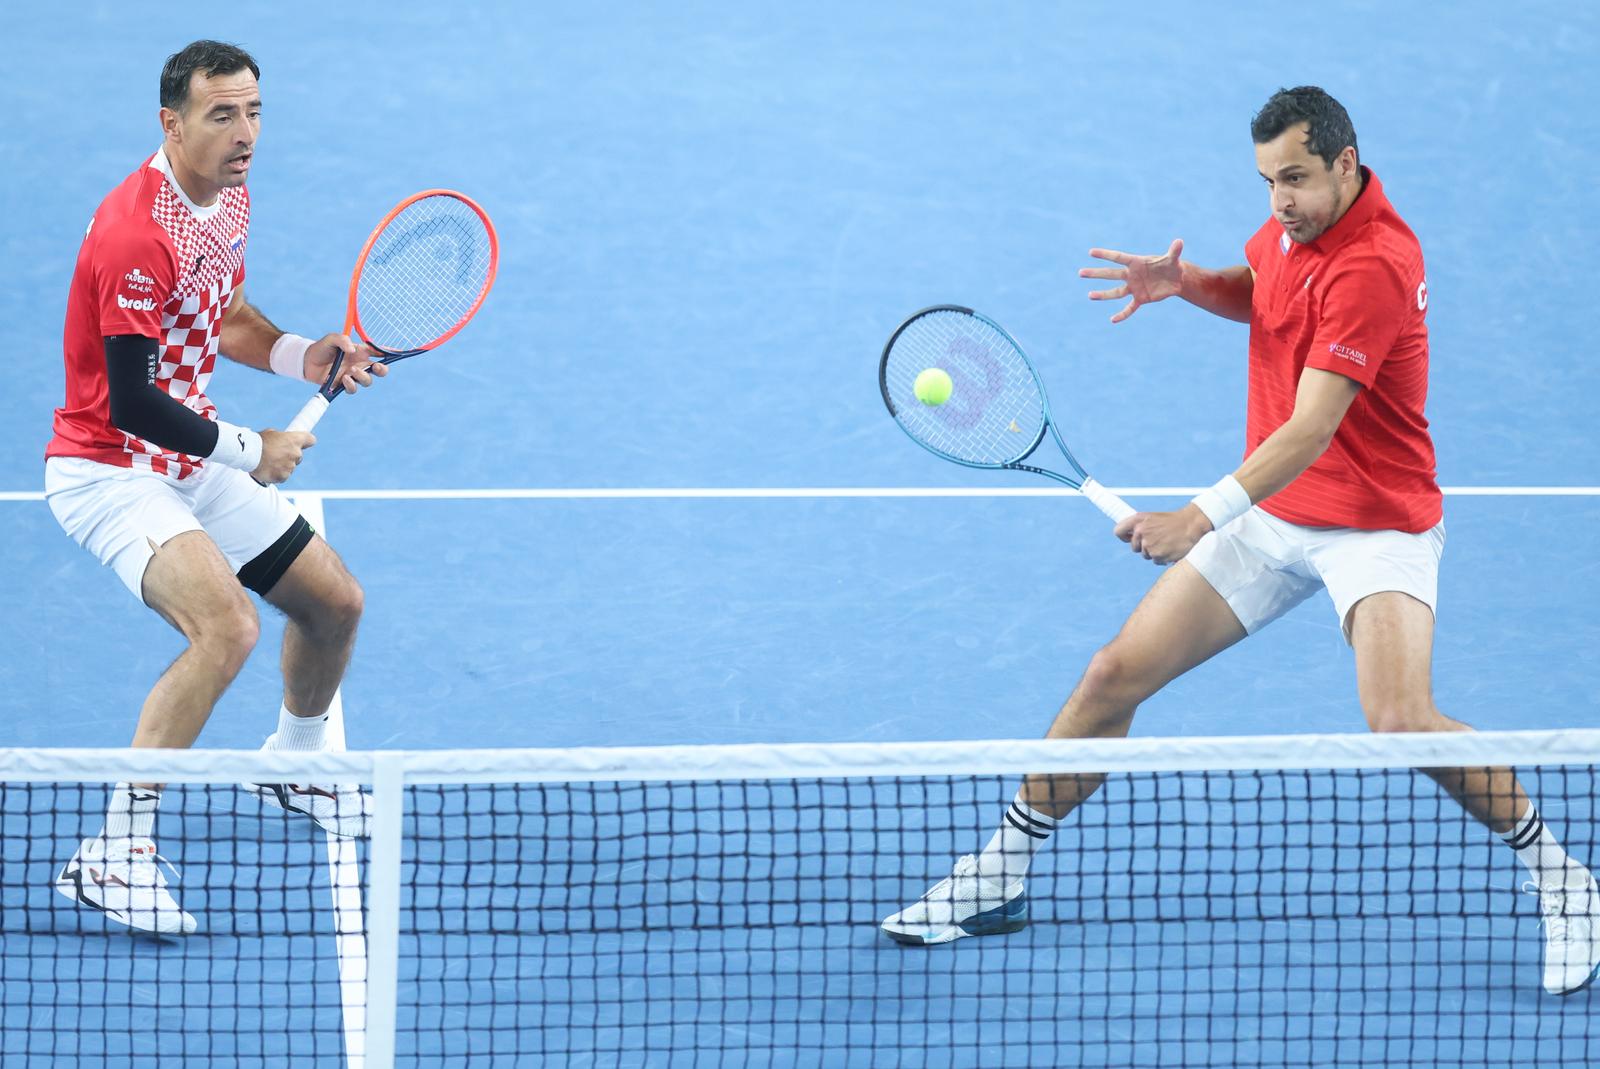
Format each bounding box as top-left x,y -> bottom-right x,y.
881,86 -> 1600,996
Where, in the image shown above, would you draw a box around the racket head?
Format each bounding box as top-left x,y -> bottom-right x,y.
879,305 -> 1053,469
346,189 -> 499,360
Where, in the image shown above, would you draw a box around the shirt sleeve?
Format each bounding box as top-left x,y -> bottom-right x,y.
1304,252 -> 1409,389
1243,218 -> 1279,274
1244,230 -> 1266,273
91,221 -> 176,339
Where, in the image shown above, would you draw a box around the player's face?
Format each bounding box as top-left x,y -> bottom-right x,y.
162,69 -> 261,198
1254,123 -> 1358,245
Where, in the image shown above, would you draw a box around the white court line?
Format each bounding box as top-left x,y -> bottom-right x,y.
5,485 -> 1600,503
305,485 -> 1600,500
289,492 -> 369,1069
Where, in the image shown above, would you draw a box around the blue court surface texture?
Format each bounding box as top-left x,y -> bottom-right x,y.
2,2 -> 1598,1066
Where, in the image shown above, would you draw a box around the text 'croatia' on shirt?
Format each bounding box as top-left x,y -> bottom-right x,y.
1244,167 -> 1441,533
47,149 -> 249,479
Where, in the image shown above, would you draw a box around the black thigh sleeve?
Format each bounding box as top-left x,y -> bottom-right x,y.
237,515 -> 316,596
104,335 -> 222,457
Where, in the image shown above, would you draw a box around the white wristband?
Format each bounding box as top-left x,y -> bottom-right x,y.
1190,474 -> 1252,532
268,333 -> 314,381
208,419 -> 264,473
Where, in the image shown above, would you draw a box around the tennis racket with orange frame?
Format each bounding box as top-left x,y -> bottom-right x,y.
286,189 -> 499,432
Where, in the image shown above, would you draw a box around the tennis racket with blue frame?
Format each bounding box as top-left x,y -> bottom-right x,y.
879,305 -> 1134,525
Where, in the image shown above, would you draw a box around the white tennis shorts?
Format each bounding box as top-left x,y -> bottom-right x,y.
1185,506 -> 1445,644
45,456 -> 304,603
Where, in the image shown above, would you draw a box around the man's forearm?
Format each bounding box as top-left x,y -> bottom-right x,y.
219,299 -> 287,370
1179,263 -> 1254,323
1233,418 -> 1334,503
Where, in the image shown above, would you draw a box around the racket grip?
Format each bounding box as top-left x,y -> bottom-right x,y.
1079,477 -> 1136,526
286,393 -> 330,434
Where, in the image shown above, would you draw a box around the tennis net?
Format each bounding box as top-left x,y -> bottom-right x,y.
2,730 -> 1597,1067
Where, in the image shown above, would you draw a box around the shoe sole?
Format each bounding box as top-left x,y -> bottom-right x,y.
882,897 -> 1029,946
1552,958 -> 1600,997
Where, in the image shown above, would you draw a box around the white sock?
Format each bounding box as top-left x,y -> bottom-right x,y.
272,702 -> 329,752
975,790 -> 1060,884
1502,805 -> 1582,887
101,783 -> 160,843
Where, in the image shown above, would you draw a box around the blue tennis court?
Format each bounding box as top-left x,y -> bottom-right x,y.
4,2 -> 1598,1065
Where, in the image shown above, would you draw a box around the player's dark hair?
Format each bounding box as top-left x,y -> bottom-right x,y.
1250,86 -> 1358,169
160,40 -> 259,112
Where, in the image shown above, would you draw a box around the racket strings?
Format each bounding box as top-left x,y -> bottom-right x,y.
357,196 -> 494,353
884,310 -> 1047,465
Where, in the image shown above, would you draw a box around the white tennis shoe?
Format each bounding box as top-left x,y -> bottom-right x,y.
242,735 -> 372,839
54,836 -> 197,935
1525,868 -> 1600,996
880,854 -> 1028,945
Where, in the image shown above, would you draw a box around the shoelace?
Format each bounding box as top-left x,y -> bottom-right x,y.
917,856 -> 982,906
1523,880 -> 1575,945
107,841 -> 184,888
936,855 -> 1011,906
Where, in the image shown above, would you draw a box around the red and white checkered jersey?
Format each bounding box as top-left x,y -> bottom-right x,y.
47,149 -> 249,479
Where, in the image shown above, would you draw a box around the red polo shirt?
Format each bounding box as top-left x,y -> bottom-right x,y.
1243,168 -> 1441,532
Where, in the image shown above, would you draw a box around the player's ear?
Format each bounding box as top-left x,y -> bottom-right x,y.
159,106 -> 182,144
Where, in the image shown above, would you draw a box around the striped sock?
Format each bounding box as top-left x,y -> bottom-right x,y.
975,791 -> 1061,884
101,783 -> 160,844
1502,805 -> 1578,887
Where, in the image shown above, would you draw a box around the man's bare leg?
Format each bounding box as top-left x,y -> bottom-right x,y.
1020,561 -> 1248,818
1347,592 -> 1524,830
54,531 -> 258,935
261,534 -> 364,725
1349,591 -> 1600,995
134,531 -> 262,757
881,562 -> 1247,945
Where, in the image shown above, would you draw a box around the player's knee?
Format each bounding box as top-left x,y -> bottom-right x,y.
194,598 -> 260,671
323,574 -> 364,633
1362,700 -> 1439,735
293,571 -> 364,640
1077,645 -> 1143,716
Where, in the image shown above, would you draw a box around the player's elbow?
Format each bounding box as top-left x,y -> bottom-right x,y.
1288,413 -> 1340,458
106,390 -> 145,439
107,387 -> 171,445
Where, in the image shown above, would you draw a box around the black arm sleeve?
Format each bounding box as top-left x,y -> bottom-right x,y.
104,335 -> 221,457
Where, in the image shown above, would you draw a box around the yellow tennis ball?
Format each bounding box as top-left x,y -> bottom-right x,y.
914,368 -> 954,406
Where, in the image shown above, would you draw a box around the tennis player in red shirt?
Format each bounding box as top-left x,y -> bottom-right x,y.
46,41 -> 385,935
882,86 -> 1600,995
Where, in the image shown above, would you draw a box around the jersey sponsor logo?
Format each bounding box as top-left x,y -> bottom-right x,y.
1416,279 -> 1428,311
116,293 -> 158,312
1327,342 -> 1368,367
123,268 -> 155,293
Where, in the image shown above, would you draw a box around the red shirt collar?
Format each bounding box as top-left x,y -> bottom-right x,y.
1299,166 -> 1385,255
